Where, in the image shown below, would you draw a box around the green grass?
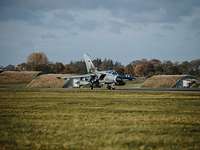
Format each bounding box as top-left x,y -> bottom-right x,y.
121,78 -> 145,88
0,83 -> 27,89
0,89 -> 200,150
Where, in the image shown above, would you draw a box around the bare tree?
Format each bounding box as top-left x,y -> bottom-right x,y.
27,52 -> 49,65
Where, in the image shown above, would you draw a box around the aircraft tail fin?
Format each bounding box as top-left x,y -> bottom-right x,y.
83,54 -> 96,73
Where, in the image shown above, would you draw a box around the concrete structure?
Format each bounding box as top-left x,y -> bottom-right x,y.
143,75 -> 197,88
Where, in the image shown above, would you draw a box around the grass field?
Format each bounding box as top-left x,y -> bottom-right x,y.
0,89 -> 200,150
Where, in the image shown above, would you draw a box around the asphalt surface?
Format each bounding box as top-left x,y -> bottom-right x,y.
0,85 -> 199,93
114,87 -> 200,93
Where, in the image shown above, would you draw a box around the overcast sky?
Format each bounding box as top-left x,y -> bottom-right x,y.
0,0 -> 200,66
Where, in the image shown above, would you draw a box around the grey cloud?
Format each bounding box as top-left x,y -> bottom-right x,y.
154,33 -> 165,38
41,32 -> 57,40
77,20 -> 99,31
0,6 -> 43,23
195,32 -> 200,37
53,10 -> 75,22
161,24 -> 175,31
191,18 -> 200,31
108,0 -> 200,24
108,20 -> 131,34
0,0 -> 200,65
1,0 -> 200,33
1,0 -> 200,24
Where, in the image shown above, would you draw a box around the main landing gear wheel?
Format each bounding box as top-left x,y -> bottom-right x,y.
107,84 -> 115,90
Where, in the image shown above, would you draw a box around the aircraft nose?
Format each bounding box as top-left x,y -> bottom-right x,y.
116,76 -> 125,85
116,76 -> 122,82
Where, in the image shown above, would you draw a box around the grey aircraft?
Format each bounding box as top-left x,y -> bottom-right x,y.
60,54 -> 125,90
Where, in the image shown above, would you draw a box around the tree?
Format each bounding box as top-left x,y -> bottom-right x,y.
67,61 -> 87,74
154,64 -> 164,75
143,62 -> 155,77
4,64 -> 15,71
93,58 -> 102,70
178,61 -> 190,74
27,52 -> 49,65
134,64 -> 146,76
25,52 -> 50,72
101,59 -> 114,70
125,64 -> 135,76
115,66 -> 126,74
162,61 -> 180,75
51,62 -> 65,73
16,63 -> 27,71
190,59 -> 200,76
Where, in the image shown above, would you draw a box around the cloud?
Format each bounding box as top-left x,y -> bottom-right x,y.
1,0 -> 200,24
0,0 -> 200,65
41,32 -> 57,40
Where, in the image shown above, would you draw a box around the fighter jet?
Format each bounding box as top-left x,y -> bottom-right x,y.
60,54 -> 125,90
83,54 -> 125,89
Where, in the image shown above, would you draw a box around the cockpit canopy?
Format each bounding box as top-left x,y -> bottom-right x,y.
106,70 -> 118,75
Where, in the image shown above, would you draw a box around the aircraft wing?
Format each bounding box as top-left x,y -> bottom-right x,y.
57,73 -> 96,80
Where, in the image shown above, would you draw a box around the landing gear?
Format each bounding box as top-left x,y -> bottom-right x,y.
107,83 -> 115,90
89,75 -> 99,90
90,85 -> 94,90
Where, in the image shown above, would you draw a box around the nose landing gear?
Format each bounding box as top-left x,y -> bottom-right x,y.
107,83 -> 115,90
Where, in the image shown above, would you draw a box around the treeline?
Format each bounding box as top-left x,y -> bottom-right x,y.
2,52 -> 200,77
126,59 -> 200,77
